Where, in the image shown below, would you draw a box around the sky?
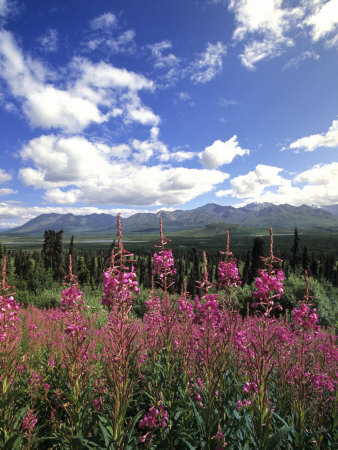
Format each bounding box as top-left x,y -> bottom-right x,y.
0,0 -> 337,229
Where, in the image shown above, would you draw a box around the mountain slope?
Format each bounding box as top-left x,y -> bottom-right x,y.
6,213 -> 116,235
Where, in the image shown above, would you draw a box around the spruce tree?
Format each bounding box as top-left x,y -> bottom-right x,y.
301,245 -> 310,274
242,251 -> 251,285
290,227 -> 300,270
248,237 -> 265,284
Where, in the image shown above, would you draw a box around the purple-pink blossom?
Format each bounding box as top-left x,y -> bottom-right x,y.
218,260 -> 241,288
153,249 -> 176,277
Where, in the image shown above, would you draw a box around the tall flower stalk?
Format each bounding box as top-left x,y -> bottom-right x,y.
101,213 -> 141,448
56,255 -> 93,445
240,228 -> 284,447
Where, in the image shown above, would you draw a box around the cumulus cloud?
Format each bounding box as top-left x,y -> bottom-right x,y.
0,30 -> 157,132
190,42 -> 227,83
37,28 -> 58,52
216,162 -> 338,207
18,134 -> 228,206
304,0 -> 338,45
131,126 -> 169,163
0,168 -> 12,183
199,135 -> 250,169
217,164 -> 284,198
288,119 -> 338,151
229,0 -> 303,69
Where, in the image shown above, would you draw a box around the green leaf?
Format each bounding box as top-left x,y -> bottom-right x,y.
180,437 -> 197,449
98,421 -> 113,447
4,434 -> 22,450
267,425 -> 291,450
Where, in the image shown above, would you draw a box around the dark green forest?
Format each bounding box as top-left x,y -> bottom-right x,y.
1,227 -> 337,327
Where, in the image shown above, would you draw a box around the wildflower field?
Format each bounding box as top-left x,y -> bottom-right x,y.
0,215 -> 337,449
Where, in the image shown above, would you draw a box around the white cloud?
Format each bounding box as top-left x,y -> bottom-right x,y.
217,164 -> 284,198
282,50 -> 320,70
0,188 -> 16,196
305,0 -> 338,44
294,162 -> 338,185
229,0 -> 303,69
148,40 -> 180,68
87,30 -> 136,54
240,37 -> 294,69
177,92 -> 191,102
0,0 -> 9,17
131,126 -> 169,162
0,168 -> 12,183
86,12 -> 136,54
26,86 -> 105,133
90,12 -> 117,30
0,30 -> 157,132
217,162 -> 338,207
199,135 -> 250,169
37,28 -> 58,52
0,0 -> 19,21
170,151 -> 197,162
18,134 -> 228,206
190,42 -> 227,83
289,119 -> 338,151
218,98 -> 238,107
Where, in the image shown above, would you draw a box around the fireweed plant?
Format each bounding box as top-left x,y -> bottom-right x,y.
100,213 -> 142,448
0,219 -> 336,449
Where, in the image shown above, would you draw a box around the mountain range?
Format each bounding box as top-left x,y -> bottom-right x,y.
2,203 -> 338,236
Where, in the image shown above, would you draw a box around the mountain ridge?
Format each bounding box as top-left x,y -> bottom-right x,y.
2,203 -> 338,236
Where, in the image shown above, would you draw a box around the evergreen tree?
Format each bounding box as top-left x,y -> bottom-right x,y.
242,251 -> 251,285
290,227 -> 300,270
68,235 -> 78,274
324,254 -> 335,283
192,247 -> 200,284
187,266 -> 196,297
77,258 -> 90,286
301,245 -> 311,274
42,229 -> 65,282
54,230 -> 65,282
42,230 -> 56,271
89,255 -> 97,287
310,254 -> 319,278
176,257 -> 184,293
248,237 -> 265,284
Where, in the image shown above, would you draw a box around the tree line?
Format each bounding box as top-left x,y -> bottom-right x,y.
1,227 -> 337,296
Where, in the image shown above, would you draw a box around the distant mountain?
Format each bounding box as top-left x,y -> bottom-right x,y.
6,213 -> 116,235
321,204 -> 338,217
3,203 -> 338,236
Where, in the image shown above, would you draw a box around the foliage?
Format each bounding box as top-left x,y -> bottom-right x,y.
0,223 -> 337,449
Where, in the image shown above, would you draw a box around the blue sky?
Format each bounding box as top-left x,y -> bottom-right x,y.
0,0 -> 337,229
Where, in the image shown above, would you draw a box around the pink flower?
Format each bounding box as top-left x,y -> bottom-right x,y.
153,249 -> 176,277
102,267 -> 139,309
218,260 -> 241,288
21,409 -> 37,435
